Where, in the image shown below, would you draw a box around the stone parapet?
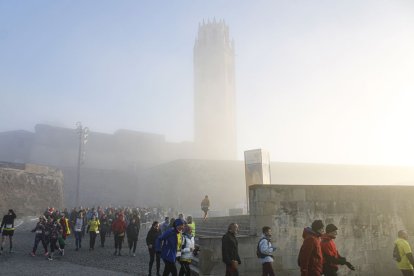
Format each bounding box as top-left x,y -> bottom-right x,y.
0,163 -> 63,216
249,184 -> 414,275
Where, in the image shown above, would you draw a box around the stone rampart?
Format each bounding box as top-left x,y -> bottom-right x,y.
249,184 -> 414,276
0,163 -> 63,215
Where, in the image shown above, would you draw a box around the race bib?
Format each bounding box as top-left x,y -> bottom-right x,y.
5,224 -> 12,228
96,230 -> 100,234
176,251 -> 181,257
36,230 -> 43,234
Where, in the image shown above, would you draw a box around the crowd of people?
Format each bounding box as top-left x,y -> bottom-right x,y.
3,201 -> 412,276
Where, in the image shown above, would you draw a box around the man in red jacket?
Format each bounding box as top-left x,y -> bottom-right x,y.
298,220 -> 324,276
321,224 -> 355,276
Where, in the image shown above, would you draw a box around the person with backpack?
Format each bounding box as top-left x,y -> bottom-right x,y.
395,230 -> 414,276
321,224 -> 355,275
257,226 -> 277,276
298,220 -> 324,276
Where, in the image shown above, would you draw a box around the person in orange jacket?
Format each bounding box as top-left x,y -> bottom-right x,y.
321,224 -> 355,276
298,220 -> 324,276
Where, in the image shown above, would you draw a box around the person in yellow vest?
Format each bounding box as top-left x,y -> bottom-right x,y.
395,230 -> 414,276
186,216 -> 196,237
87,214 -> 100,250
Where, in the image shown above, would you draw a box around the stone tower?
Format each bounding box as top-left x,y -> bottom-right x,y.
194,19 -> 237,160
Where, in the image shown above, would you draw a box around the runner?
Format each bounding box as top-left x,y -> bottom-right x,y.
0,209 -> 17,254
30,216 -> 48,257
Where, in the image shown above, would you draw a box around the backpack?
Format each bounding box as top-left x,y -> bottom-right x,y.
393,243 -> 402,262
256,238 -> 273,259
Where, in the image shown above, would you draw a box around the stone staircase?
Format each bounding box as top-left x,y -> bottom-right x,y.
193,215 -> 250,237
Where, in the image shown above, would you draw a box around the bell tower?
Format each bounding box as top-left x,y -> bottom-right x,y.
194,19 -> 237,160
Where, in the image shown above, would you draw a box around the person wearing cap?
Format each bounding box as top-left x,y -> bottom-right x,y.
222,223 -> 241,276
0,209 -> 17,254
395,230 -> 414,276
321,224 -> 355,275
298,220 -> 324,276
155,218 -> 185,276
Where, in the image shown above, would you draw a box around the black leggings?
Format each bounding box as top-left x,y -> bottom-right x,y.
114,233 -> 124,250
178,261 -> 191,276
89,232 -> 97,249
128,238 -> 137,253
100,230 -> 106,246
163,260 -> 177,276
33,235 -> 47,253
149,248 -> 161,274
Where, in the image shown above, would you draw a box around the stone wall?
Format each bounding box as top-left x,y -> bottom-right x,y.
0,163 -> 63,215
249,185 -> 414,276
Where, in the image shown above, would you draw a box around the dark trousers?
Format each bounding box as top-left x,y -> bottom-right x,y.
149,248 -> 161,274
49,237 -> 58,253
262,262 -> 275,276
89,232 -> 97,249
163,260 -> 177,276
225,264 -> 239,276
401,270 -> 414,276
100,230 -> 107,246
114,233 -> 124,250
323,266 -> 337,276
128,238 -> 137,253
33,235 -> 47,253
75,231 -> 82,249
178,261 -> 191,276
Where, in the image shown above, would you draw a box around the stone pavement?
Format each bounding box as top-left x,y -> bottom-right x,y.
0,217 -> 165,276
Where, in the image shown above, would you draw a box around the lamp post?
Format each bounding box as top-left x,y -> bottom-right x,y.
75,122 -> 89,207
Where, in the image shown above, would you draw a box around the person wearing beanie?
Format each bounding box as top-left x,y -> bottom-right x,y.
298,220 -> 324,276
155,218 -> 185,276
321,224 -> 355,275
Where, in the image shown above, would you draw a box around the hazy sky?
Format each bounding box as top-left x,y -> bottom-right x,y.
1,1 -> 414,166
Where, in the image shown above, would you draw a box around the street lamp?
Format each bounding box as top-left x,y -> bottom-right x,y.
75,122 -> 89,207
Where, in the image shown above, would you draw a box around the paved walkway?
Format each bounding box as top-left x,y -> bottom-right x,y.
0,217 -> 164,275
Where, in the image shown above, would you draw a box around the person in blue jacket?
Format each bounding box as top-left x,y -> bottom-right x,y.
156,218 -> 185,276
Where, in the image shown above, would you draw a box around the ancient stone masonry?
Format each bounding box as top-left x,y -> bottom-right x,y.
0,162 -> 63,216
249,185 -> 414,276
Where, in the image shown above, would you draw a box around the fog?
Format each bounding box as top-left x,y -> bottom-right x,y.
1,0 -> 414,167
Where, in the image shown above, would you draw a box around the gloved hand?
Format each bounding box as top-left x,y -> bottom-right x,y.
338,257 -> 347,265
345,262 -> 355,271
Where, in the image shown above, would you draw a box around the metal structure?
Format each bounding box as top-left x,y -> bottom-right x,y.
75,122 -> 89,207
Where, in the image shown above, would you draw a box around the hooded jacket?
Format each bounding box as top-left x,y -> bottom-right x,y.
321,234 -> 347,272
298,227 -> 323,276
155,227 -> 182,263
